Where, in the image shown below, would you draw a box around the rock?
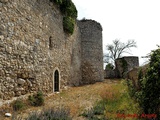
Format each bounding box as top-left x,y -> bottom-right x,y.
15,87 -> 24,91
5,113 -> 12,117
0,91 -> 3,99
26,80 -> 32,87
17,78 -> 26,85
0,35 -> 4,40
15,91 -> 21,96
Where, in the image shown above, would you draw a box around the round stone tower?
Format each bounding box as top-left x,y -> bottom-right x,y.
78,19 -> 103,84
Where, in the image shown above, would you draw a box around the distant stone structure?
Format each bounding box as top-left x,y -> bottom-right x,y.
0,0 -> 103,100
115,56 -> 139,78
104,56 -> 139,78
104,69 -> 116,79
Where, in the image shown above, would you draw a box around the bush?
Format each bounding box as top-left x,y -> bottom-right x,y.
105,63 -> 114,70
12,99 -> 25,111
51,0 -> 62,5
26,107 -> 71,120
81,100 -> 106,120
137,68 -> 143,90
127,47 -> 160,118
63,16 -> 75,34
93,100 -> 106,115
28,91 -> 44,106
141,47 -> 160,116
60,0 -> 77,18
50,0 -> 77,35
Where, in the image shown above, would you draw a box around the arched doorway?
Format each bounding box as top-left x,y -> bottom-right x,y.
54,70 -> 59,92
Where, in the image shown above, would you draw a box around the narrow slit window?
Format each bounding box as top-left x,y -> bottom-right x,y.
49,36 -> 52,49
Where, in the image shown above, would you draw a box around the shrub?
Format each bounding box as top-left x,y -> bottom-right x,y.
105,63 -> 114,70
12,99 -> 25,111
137,68 -> 143,90
63,16 -> 75,34
51,0 -> 62,5
93,100 -> 106,115
126,80 -> 136,98
26,107 -> 71,120
59,0 -> 77,18
141,47 -> 160,116
127,47 -> 160,118
50,0 -> 77,35
81,100 -> 106,120
28,91 -> 44,106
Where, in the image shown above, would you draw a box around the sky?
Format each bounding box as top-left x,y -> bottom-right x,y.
72,0 -> 160,66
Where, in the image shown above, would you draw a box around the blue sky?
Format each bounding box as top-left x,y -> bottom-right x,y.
72,0 -> 160,65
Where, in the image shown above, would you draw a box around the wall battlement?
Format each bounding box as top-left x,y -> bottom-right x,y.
0,0 -> 103,100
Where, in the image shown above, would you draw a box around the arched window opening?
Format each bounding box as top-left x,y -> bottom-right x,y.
54,70 -> 59,92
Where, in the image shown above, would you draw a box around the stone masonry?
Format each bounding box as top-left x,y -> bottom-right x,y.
115,56 -> 139,78
78,20 -> 103,84
0,0 -> 103,100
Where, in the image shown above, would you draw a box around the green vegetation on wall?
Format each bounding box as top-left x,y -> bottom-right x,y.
121,58 -> 128,71
63,16 -> 75,34
120,58 -> 128,77
51,0 -> 77,34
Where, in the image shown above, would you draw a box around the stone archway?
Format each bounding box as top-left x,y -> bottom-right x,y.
53,68 -> 60,92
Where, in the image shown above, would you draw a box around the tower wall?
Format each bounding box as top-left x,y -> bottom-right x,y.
78,20 -> 104,84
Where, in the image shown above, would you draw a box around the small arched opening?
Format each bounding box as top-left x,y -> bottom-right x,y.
54,70 -> 59,92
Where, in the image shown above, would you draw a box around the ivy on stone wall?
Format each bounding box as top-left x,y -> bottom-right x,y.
120,58 -> 128,77
63,16 -> 75,34
50,0 -> 77,34
60,0 -> 77,18
51,0 -> 62,5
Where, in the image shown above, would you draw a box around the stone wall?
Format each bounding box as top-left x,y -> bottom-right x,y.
78,20 -> 104,84
0,0 -> 103,100
127,64 -> 148,90
0,0 -> 81,100
115,56 -> 139,78
104,69 -> 116,79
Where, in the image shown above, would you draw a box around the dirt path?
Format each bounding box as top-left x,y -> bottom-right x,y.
1,79 -> 120,120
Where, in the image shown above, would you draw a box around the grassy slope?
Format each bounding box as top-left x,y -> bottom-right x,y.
102,80 -> 141,119
0,79 -> 141,120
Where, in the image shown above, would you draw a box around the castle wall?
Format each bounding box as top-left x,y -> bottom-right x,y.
78,20 -> 104,84
0,0 -> 103,100
0,0 -> 81,100
115,56 -> 139,78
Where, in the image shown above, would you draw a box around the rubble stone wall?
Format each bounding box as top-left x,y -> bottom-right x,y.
78,20 -> 104,84
115,56 -> 139,78
0,0 -> 103,100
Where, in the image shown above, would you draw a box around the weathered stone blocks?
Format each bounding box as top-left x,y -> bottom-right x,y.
0,0 -> 103,100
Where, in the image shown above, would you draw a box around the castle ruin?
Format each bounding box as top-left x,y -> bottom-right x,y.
0,0 -> 103,100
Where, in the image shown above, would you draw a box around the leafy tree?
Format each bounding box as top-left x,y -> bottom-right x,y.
104,39 -> 137,64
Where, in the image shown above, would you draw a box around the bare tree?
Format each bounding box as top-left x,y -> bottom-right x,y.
104,39 -> 137,64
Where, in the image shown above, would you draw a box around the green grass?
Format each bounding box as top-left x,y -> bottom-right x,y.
102,80 -> 142,119
81,80 -> 142,119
